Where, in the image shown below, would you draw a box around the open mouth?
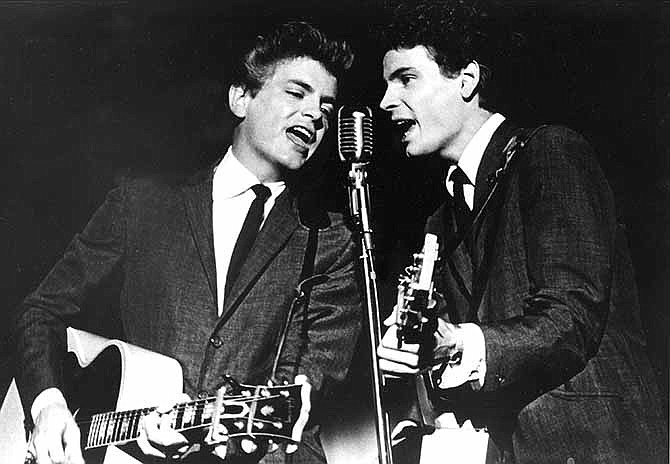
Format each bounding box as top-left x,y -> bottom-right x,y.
394,119 -> 416,139
287,125 -> 315,147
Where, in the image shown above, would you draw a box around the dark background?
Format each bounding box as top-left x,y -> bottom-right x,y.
1,0 -> 668,456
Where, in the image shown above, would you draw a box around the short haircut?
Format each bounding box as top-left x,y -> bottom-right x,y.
381,0 -> 500,110
231,21 -> 355,95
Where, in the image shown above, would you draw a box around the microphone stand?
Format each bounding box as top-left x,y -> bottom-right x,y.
346,160 -> 393,464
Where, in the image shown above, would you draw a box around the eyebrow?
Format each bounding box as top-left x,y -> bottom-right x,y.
288,79 -> 336,104
386,66 -> 414,82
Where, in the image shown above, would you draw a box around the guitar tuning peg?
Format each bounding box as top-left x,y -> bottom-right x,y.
260,405 -> 275,416
268,440 -> 280,452
241,438 -> 258,454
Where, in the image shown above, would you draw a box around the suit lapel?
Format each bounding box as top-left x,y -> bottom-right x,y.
427,204 -> 473,300
470,121 -> 520,319
220,189 -> 300,321
181,169 -> 218,307
435,121 -> 518,319
473,120 -> 517,215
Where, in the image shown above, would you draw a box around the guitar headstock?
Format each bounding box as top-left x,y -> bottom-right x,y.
396,233 -> 440,354
206,376 -> 309,450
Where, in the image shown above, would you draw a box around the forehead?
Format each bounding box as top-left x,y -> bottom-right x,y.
266,57 -> 338,98
382,46 -> 439,80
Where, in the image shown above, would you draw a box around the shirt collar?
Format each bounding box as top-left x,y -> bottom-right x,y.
213,146 -> 285,200
448,113 -> 506,187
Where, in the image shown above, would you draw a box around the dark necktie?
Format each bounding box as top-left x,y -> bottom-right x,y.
225,184 -> 271,298
449,166 -> 472,237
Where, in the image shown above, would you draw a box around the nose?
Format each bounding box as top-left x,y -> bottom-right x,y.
301,100 -> 325,131
379,85 -> 397,112
302,98 -> 322,121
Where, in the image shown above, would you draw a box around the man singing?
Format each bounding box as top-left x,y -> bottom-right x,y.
376,1 -> 667,462
13,21 -> 361,464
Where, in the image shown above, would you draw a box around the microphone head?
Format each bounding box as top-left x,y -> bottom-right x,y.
337,105 -> 373,163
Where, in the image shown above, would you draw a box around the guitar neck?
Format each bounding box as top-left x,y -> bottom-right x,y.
82,396 -> 245,449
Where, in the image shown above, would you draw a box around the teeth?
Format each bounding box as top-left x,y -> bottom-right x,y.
394,119 -> 415,134
288,126 -> 313,144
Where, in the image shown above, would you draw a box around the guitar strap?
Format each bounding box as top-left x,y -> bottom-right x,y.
270,226 -> 326,383
424,125 -> 548,418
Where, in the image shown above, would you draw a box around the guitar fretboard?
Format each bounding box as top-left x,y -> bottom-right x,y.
84,397 -> 245,449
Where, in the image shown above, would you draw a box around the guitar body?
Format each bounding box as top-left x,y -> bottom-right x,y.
1,327 -> 184,464
2,329 -> 306,464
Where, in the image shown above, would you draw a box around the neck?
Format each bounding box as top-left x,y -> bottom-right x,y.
440,108 -> 493,163
230,134 -> 284,183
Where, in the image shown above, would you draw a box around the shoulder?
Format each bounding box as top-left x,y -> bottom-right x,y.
516,124 -> 603,178
522,124 -> 595,165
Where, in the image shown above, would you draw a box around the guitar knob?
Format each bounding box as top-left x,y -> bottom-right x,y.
241,439 -> 258,454
260,405 -> 275,416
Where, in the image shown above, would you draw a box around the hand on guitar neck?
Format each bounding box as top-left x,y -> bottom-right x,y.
376,233 -> 469,384
19,331 -> 312,464
26,375 -> 310,464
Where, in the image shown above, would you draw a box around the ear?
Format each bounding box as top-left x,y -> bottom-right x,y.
460,61 -> 481,101
228,84 -> 251,118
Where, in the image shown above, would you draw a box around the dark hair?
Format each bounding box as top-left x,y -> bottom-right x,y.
231,21 -> 354,95
381,0 -> 499,110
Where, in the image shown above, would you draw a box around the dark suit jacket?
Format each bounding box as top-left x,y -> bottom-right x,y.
427,121 -> 667,463
13,166 -> 362,463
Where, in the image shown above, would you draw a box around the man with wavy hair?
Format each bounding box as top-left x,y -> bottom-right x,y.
377,1 -> 667,462
14,21 -> 361,464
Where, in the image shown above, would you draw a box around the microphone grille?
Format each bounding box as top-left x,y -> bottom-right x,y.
338,106 -> 373,162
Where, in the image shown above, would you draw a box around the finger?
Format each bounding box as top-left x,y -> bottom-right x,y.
378,344 -> 420,364
379,357 -> 420,375
32,434 -> 51,464
44,429 -> 66,464
380,326 -> 421,352
383,305 -> 399,326
62,421 -> 85,464
292,374 -> 311,442
158,412 -> 188,446
137,414 -> 166,458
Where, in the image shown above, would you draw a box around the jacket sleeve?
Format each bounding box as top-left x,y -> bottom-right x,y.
11,181 -> 127,412
480,126 -> 615,396
274,216 -> 363,397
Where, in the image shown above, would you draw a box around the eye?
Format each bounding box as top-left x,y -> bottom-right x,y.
286,90 -> 304,99
320,104 -> 334,118
399,74 -> 415,86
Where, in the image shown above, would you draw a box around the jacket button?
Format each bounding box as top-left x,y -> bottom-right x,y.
495,374 -> 505,385
209,335 -> 223,348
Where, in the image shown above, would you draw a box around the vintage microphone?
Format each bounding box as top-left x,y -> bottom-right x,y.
338,106 -> 393,464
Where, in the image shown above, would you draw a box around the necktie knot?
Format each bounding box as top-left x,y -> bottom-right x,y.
251,184 -> 271,202
449,166 -> 471,190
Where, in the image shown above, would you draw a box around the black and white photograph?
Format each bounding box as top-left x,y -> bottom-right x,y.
1,1 -> 668,463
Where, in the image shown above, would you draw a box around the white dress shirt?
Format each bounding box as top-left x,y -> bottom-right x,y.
31,147 -> 286,421
438,113 -> 506,391
212,147 -> 285,314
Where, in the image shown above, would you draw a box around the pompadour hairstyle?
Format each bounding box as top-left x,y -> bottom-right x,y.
381,0 -> 499,110
231,21 -> 355,95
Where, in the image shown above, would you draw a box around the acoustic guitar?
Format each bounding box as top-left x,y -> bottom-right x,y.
0,327 -> 309,464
